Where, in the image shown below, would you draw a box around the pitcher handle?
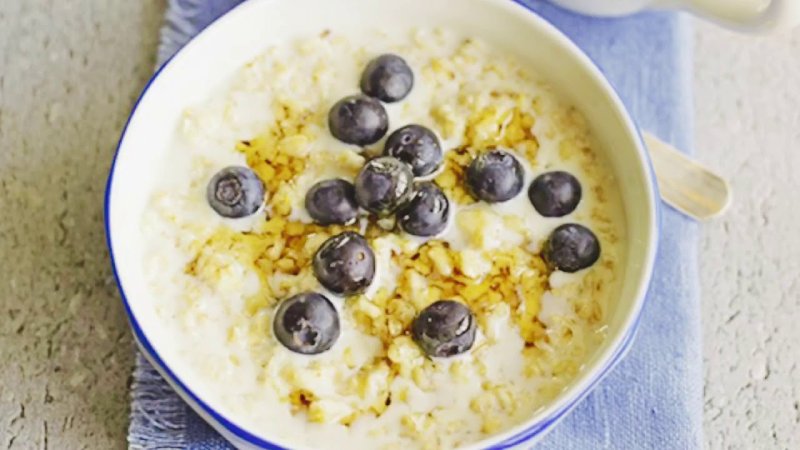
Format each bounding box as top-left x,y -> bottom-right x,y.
683,0 -> 800,32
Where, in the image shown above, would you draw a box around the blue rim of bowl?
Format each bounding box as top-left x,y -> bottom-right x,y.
105,0 -> 661,448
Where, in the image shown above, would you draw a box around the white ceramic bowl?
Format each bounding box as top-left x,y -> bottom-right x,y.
106,0 -> 660,448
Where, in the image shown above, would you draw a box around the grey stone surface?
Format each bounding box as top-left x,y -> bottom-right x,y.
0,1 -> 164,449
695,22 -> 800,450
0,2 -> 798,449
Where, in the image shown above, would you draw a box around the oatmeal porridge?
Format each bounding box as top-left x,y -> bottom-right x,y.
141,28 -> 625,450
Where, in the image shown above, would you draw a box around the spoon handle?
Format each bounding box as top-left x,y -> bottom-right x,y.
643,132 -> 732,221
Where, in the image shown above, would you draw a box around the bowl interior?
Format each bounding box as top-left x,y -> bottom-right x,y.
107,0 -> 658,448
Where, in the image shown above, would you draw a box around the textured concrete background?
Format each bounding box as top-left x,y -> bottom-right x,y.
695,21 -> 800,450
0,1 -> 797,449
0,2 -> 162,448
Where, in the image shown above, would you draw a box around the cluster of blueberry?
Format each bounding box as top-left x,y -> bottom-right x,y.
286,54 -> 477,358
323,53 -> 448,236
203,54 -> 601,359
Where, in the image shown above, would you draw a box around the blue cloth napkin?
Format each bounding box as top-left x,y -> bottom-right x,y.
129,1 -> 702,448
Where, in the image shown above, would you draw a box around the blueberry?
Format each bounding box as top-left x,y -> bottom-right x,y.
412,300 -> 476,358
273,292 -> 340,355
313,231 -> 376,296
528,171 -> 582,217
360,54 -> 414,103
328,94 -> 389,146
305,179 -> 359,225
466,149 -> 524,203
206,166 -> 265,218
354,156 -> 414,216
384,125 -> 443,177
397,182 -> 449,237
543,224 -> 601,273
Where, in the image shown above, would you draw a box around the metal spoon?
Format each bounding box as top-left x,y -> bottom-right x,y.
644,132 -> 732,220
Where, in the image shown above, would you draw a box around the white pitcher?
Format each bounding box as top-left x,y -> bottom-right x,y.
550,0 -> 800,32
